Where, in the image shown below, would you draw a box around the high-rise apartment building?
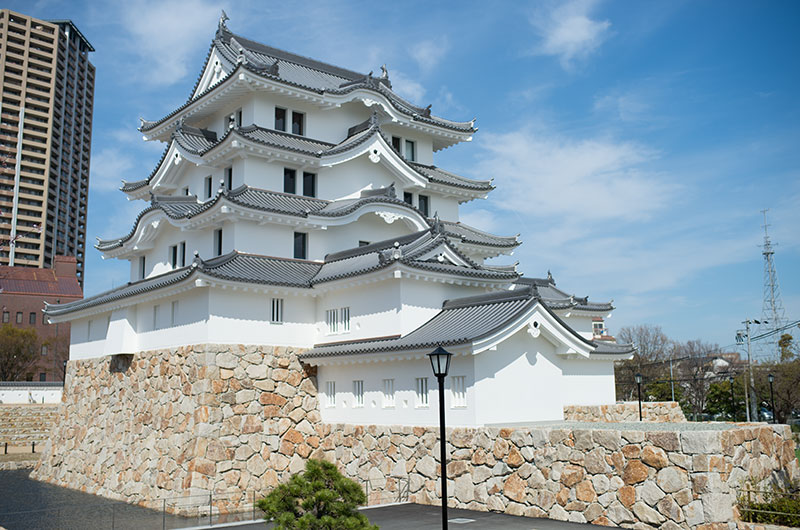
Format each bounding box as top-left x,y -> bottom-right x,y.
0,9 -> 94,285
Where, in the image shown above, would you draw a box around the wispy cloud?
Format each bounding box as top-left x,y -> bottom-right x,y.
410,37 -> 450,73
391,70 -> 427,104
529,0 -> 611,70
113,0 -> 222,86
475,127 -> 674,223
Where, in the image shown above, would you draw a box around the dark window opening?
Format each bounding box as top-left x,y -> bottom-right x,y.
293,232 -> 307,259
236,108 -> 243,127
225,167 -> 233,190
418,194 -> 429,217
283,168 -> 296,194
205,176 -> 213,199
214,229 -> 223,257
403,192 -> 413,205
275,107 -> 286,131
291,111 -> 304,136
39,372 -> 46,382
391,136 -> 401,152
179,241 -> 186,267
302,172 -> 316,198
29,312 -> 36,325
405,140 -> 416,161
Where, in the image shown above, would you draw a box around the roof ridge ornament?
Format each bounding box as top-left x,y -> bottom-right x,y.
217,10 -> 230,38
192,250 -> 203,268
547,270 -> 554,284
431,212 -> 444,235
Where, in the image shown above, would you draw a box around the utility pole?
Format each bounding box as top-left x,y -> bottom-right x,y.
669,357 -> 675,402
742,319 -> 760,422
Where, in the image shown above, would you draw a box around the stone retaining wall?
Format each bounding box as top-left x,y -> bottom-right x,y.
33,346 -> 799,529
564,402 -> 687,423
0,404 -> 61,445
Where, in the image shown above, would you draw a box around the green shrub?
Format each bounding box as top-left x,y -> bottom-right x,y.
257,459 -> 378,530
738,481 -> 800,527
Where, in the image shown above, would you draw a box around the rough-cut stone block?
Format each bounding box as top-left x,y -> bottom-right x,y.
623,460 -> 649,485
681,431 -> 722,454
656,467 -> 688,493
639,480 -> 665,506
632,501 -> 665,525
641,446 -> 669,469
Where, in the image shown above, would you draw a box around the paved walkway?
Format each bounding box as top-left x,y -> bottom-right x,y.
1,469 -> 601,529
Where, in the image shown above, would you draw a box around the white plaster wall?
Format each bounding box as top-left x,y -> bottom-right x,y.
560,357 -> 617,406
399,280 -> 487,335
563,314 -> 597,340
131,221 -> 222,282
0,387 -> 62,404
317,213 -> 413,259
319,156 -> 397,201
315,280 -> 400,343
473,328 -> 565,425
207,289 -> 317,348
317,354 -> 475,426
380,123 -> 434,166
230,222 -> 295,258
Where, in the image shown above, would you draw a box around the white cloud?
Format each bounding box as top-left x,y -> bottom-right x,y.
459,208 -> 502,234
391,71 -> 426,104
594,93 -> 650,122
89,147 -> 137,192
529,0 -> 611,70
475,127 -> 675,224
410,37 -> 450,73
116,0 -> 222,86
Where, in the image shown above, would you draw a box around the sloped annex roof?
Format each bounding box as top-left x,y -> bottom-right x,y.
514,276 -> 614,312
123,117 -> 492,195
98,185 -> 515,253
300,287 -> 633,360
51,230 -> 518,318
139,22 -> 475,136
0,263 -> 83,297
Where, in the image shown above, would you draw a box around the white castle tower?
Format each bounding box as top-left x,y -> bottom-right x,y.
44,17 -> 631,426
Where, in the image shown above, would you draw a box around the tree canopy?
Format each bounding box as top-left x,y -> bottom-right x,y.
0,323 -> 40,381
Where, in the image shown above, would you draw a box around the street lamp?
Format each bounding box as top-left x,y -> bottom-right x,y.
428,345 -> 453,530
729,375 -> 736,422
635,373 -> 643,421
768,374 -> 776,424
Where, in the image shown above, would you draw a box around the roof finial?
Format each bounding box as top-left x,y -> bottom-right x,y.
380,64 -> 389,79
219,10 -> 229,29
431,212 -> 443,234
547,270 -> 554,284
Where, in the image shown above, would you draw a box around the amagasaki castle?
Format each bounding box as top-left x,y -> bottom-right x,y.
44,15 -> 632,427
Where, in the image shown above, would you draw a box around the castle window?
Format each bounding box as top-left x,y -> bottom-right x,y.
391,136 -> 401,152
271,298 -> 284,323
291,111 -> 304,136
353,380 -> 364,408
415,377 -> 429,407
152,304 -> 160,330
284,168 -> 296,194
171,301 -> 179,327
403,192 -> 413,205
179,241 -> 186,267
293,232 -> 307,259
235,107 -> 243,127
383,378 -> 395,408
169,245 -> 178,268
404,139 -> 416,161
225,166 -> 233,190
325,307 -> 350,334
302,172 -> 316,197
182,186 -> 190,196
204,175 -> 213,199
418,194 -> 429,217
275,107 -> 286,131
325,381 -> 336,407
139,256 -> 146,279
213,229 -> 223,256
451,376 -> 466,408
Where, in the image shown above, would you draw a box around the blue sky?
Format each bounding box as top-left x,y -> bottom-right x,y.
12,0 -> 800,353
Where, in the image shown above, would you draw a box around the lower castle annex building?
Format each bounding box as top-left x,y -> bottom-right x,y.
43,16 -> 633,427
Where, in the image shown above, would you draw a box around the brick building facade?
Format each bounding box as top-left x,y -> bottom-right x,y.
0,255 -> 81,381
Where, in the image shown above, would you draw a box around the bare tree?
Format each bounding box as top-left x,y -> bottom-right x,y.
615,325 -> 672,401
675,339 -> 720,420
0,323 -> 40,381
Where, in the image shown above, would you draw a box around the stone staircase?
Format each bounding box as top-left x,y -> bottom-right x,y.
0,404 -> 61,448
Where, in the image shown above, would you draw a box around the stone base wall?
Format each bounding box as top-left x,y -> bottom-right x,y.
0,404 -> 61,446
33,346 -> 799,528
565,402 -> 687,423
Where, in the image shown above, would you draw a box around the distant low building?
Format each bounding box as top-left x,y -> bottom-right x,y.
0,255 -> 82,381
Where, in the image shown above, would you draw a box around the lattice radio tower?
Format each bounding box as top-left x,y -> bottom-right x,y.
755,209 -> 787,359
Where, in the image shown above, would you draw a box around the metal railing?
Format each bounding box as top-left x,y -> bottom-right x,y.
738,486 -> 800,526
0,490 -> 266,529
364,475 -> 410,506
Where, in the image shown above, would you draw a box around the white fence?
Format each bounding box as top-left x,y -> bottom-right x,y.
0,382 -> 63,403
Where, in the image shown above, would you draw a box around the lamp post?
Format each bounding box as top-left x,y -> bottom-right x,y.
729,375 -> 736,422
428,345 -> 453,530
768,374 -> 776,424
635,373 -> 643,421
